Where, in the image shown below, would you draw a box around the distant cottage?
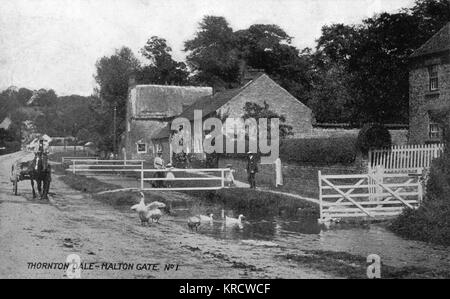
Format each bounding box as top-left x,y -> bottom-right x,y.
409,22 -> 450,144
121,81 -> 212,162
122,72 -> 313,164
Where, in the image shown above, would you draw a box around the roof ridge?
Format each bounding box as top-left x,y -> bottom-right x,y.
410,22 -> 450,58
134,84 -> 212,89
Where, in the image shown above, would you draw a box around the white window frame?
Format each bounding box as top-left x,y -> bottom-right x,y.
428,65 -> 439,91
137,143 -> 147,154
429,122 -> 441,139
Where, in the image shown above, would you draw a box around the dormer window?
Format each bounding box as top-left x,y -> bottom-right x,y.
428,65 -> 439,91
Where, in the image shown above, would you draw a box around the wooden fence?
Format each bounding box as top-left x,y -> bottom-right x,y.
66,159 -> 231,191
67,159 -> 144,174
318,171 -> 422,221
140,168 -> 230,191
368,143 -> 444,173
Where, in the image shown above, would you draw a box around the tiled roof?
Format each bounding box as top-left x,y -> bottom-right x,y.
410,22 -> 450,58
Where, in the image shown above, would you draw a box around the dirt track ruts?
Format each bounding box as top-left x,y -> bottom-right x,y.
0,151 -> 334,279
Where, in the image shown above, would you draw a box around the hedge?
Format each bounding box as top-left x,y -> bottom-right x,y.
279,137 -> 357,165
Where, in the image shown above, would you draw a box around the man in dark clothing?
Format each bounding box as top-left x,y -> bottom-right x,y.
246,151 -> 258,189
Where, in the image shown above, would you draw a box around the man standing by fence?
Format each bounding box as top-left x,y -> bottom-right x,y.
246,151 -> 258,189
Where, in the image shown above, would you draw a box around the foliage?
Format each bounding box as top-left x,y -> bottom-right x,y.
279,137 -> 357,165
356,123 -> 391,156
310,1 -> 450,124
184,16 -> 241,89
94,47 -> 140,137
242,101 -> 293,139
138,36 -> 189,85
390,104 -> 450,246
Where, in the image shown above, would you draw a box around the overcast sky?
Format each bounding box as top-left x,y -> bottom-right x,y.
0,0 -> 414,96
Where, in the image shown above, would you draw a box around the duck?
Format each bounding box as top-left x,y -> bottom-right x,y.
225,214 -> 245,226
198,213 -> 214,223
187,216 -> 201,231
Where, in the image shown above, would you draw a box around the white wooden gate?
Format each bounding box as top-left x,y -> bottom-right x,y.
368,144 -> 443,173
318,171 -> 422,221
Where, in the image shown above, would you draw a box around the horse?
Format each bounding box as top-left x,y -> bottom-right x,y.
29,152 -> 51,200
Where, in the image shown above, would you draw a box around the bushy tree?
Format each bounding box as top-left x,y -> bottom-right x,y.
139,36 -> 189,85
184,16 -> 241,89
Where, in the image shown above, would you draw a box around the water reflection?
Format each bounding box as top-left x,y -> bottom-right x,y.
168,201 -> 450,270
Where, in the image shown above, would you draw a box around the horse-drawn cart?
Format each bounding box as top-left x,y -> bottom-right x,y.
10,160 -> 32,195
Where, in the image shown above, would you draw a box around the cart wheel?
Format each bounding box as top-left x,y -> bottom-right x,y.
13,179 -> 18,195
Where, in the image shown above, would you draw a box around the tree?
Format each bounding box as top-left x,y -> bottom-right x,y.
94,47 -> 140,151
242,101 -> 293,139
138,36 -> 189,85
307,62 -> 354,123
236,25 -> 315,104
184,16 -> 241,89
309,3 -> 450,125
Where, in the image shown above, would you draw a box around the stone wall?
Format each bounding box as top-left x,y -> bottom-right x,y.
219,74 -> 313,137
409,51 -> 450,144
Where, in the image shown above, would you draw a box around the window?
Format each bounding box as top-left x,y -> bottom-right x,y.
428,65 -> 439,91
137,143 -> 147,153
429,114 -> 442,140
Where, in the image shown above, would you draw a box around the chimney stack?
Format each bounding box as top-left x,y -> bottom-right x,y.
128,73 -> 136,89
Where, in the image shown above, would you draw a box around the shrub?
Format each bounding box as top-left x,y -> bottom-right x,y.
279,137 -> 357,165
390,154 -> 450,246
356,123 -> 391,156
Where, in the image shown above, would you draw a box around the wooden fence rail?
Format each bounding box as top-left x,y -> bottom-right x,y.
139,168 -> 230,191
368,143 -> 444,173
67,159 -> 144,174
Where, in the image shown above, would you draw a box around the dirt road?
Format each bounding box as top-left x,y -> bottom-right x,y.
0,151 -> 333,279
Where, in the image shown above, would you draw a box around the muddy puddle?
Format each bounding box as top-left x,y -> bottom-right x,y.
170,201 -> 450,270
111,193 -> 450,273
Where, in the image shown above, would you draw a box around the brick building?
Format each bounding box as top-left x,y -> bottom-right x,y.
120,82 -> 212,162
151,73 -> 313,162
409,22 -> 450,144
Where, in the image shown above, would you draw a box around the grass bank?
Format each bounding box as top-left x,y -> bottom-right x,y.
389,155 -> 450,246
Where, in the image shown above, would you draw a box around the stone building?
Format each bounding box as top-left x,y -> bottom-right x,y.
151,73 -> 313,162
120,82 -> 212,162
409,22 -> 450,144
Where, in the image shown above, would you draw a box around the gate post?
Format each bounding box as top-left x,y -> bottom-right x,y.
140,167 -> 144,190
318,171 -> 323,221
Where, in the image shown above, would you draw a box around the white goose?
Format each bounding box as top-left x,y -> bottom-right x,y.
225,214 -> 245,226
198,213 -> 214,223
130,192 -> 164,226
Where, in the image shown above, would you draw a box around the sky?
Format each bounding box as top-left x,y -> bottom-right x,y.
0,0 -> 415,96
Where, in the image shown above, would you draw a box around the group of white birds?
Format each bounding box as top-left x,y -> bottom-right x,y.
187,213 -> 245,232
130,192 -> 245,232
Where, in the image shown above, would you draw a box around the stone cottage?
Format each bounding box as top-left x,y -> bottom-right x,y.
409,22 -> 450,144
120,81 -> 212,162
151,73 -> 313,163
